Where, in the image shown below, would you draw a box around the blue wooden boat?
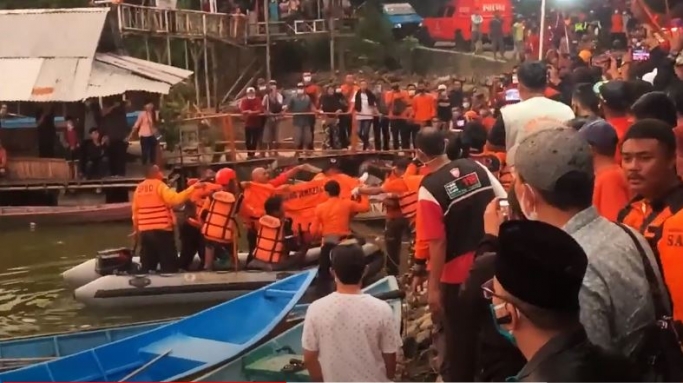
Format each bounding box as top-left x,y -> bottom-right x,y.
195,276 -> 403,382
0,303 -> 312,370
0,270 -> 316,382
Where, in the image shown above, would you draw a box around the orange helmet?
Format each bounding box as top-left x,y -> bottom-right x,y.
216,168 -> 236,186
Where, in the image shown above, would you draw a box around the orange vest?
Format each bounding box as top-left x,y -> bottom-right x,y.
133,179 -> 174,232
399,175 -> 423,224
187,182 -> 222,228
254,215 -> 286,263
201,191 -> 238,244
619,189 -> 683,320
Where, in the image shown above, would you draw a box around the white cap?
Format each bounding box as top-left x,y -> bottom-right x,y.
246,87 -> 256,93
438,84 -> 447,90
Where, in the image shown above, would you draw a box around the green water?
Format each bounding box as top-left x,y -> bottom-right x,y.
0,221 -> 387,338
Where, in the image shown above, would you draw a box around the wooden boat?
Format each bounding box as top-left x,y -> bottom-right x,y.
0,303 -> 313,371
0,270 -> 316,382
0,203 -> 131,229
195,275 -> 403,382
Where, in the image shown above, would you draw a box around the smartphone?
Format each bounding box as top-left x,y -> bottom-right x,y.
633,48 -> 650,61
456,119 -> 465,127
511,74 -> 518,84
498,199 -> 510,220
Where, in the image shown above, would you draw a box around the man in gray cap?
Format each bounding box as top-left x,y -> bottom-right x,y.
512,126 -> 668,361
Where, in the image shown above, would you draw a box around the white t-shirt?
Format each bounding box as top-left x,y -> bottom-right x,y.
353,92 -> 374,121
302,292 -> 402,382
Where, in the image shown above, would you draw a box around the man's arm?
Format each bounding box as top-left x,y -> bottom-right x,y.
379,304 -> 402,380
487,115 -> 506,151
579,267 -> 615,352
157,183 -> 196,206
417,185 -> 446,285
301,309 -> 323,382
350,196 -> 371,213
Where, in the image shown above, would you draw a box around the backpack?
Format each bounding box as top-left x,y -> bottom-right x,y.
615,223 -> 683,382
391,97 -> 408,116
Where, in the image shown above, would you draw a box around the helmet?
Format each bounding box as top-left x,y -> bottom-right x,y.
215,168 -> 236,186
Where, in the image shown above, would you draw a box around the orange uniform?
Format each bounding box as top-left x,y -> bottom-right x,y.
412,93 -> 436,124
384,90 -> 411,120
311,196 -> 370,237
341,84 -> 359,107
132,179 -> 195,232
380,174 -> 409,219
593,164 -> 630,221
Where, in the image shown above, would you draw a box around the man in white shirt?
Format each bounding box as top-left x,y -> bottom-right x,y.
302,242 -> 402,382
471,10 -> 484,53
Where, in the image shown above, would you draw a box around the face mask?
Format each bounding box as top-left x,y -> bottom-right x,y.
335,88 -> 342,93
489,303 -> 517,345
270,85 -> 277,91
247,95 -> 255,99
408,90 -> 416,96
296,89 -> 304,95
303,76 -> 312,82
520,184 -> 539,220
463,102 -> 470,109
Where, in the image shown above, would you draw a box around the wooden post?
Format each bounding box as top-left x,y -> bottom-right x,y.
329,0 -> 335,72
211,43 -> 218,112
166,36 -> 172,65
184,39 -> 189,69
264,0 -> 272,81
190,43 -> 201,108
203,15 -> 212,108
350,115 -> 358,152
144,35 -> 151,61
221,116 -> 237,161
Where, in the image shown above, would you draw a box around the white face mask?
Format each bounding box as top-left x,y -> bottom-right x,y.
258,86 -> 266,91
520,185 -> 539,220
303,76 -> 312,83
247,95 -> 255,99
296,89 -> 304,95
463,102 -> 470,109
408,90 -> 416,96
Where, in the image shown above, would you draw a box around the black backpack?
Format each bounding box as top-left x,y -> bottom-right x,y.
615,223 -> 683,382
391,97 -> 408,116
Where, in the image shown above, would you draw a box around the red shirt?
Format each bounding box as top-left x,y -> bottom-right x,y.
607,116 -> 632,164
240,96 -> 264,128
65,128 -> 79,149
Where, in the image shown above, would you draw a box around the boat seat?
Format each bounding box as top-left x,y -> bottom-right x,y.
244,354 -> 309,382
139,333 -> 242,364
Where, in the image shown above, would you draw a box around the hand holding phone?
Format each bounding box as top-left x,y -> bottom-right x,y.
498,198 -> 510,221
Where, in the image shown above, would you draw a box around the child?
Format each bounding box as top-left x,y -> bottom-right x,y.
63,116 -> 79,178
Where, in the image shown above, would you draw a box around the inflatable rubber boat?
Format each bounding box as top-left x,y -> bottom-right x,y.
71,243 -> 384,308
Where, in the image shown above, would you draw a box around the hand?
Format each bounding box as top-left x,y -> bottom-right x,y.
484,197 -> 507,236
411,274 -> 426,293
427,283 -> 443,323
351,186 -> 360,198
193,182 -> 206,189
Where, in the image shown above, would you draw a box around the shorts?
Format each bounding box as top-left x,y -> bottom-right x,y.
262,119 -> 279,144
294,124 -> 312,149
205,240 -> 229,250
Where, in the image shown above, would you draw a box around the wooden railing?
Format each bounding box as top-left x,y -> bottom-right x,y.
115,3 -> 354,43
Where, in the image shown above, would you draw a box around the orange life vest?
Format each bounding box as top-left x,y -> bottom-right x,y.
187,182 -> 222,228
399,175 -> 424,223
254,215 -> 286,263
201,191 -> 238,244
133,179 -> 174,232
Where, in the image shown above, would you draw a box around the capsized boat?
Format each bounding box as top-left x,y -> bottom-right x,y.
72,244 -> 385,309
195,275 -> 403,382
0,270 -> 316,382
0,303 -> 313,371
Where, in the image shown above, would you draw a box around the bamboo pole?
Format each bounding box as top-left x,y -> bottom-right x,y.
264,0 -> 272,81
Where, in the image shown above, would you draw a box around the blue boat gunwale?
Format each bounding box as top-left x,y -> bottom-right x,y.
0,270 -> 317,383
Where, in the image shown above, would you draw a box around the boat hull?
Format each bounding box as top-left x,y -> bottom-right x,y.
72,244 -> 384,308
0,203 -> 131,229
195,276 -> 402,382
0,270 -> 316,382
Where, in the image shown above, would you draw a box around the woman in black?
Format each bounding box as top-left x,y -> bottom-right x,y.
319,85 -> 346,149
436,85 -> 453,130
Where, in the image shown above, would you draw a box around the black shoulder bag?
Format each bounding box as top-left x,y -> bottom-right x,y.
615,222 -> 683,382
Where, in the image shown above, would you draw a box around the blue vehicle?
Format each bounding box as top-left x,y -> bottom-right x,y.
195,276 -> 403,382
0,303 -> 312,370
382,2 -> 423,39
0,270 -> 316,382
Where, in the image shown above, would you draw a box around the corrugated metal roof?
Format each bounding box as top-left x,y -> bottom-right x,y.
95,53 -> 193,85
86,60 -> 173,98
0,58 -> 92,102
0,8 -> 108,58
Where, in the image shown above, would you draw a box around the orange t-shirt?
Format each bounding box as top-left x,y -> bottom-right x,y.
384,91 -> 411,119
593,164 -> 630,221
341,84 -> 359,103
412,93 -> 436,123
312,196 -> 370,236
381,175 -> 408,219
405,163 -> 431,176
608,116 -> 631,164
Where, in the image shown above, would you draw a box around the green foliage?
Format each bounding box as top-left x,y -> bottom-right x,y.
159,82 -> 195,150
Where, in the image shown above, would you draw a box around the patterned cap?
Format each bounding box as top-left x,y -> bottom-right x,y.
515,127 -> 593,192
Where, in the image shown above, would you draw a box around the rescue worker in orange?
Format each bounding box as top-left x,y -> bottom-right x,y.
248,195 -> 308,271
132,165 -> 200,273
357,158 -> 414,276
385,84 -> 412,150
313,158 -> 359,195
311,179 -> 370,296
179,168 -> 220,270
618,119 -> 683,320
200,167 -> 239,271
412,82 -> 436,129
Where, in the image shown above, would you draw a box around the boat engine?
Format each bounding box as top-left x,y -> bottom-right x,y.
96,248 -> 134,275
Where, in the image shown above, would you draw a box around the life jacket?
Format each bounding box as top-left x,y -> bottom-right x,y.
254,215 -> 286,263
201,191 -> 239,244
187,182 -> 222,228
399,175 -> 423,223
133,179 -> 174,232
618,187 -> 683,320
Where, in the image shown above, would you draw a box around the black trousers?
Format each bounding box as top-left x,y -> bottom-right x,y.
178,221 -> 204,270
140,136 -> 157,165
107,139 -> 128,176
338,115 -> 352,148
307,115 -> 316,150
247,227 -> 257,264
245,126 -> 263,158
384,217 -> 408,276
373,116 -> 390,151
441,282 -> 462,382
317,242 -> 336,296
139,229 -> 178,273
409,123 -> 420,148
